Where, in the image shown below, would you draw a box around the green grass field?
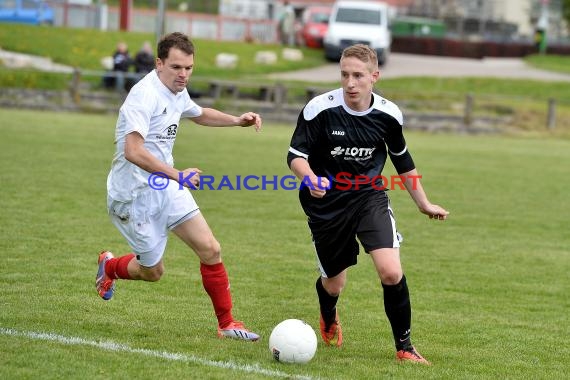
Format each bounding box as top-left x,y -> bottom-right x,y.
0,108 -> 569,379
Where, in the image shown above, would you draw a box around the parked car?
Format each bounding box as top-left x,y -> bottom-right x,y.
296,5 -> 332,49
323,0 -> 392,65
0,0 -> 54,25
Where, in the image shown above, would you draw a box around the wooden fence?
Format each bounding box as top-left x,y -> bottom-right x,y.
0,69 -> 562,133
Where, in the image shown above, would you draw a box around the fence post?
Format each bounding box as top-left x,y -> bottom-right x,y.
463,93 -> 474,129
115,72 -> 125,92
547,98 -> 556,130
306,87 -> 318,103
274,83 -> 286,113
70,68 -> 81,104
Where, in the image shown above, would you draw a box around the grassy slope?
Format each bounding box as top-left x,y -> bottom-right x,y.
2,24 -> 570,137
525,53 -> 570,74
0,24 -> 325,77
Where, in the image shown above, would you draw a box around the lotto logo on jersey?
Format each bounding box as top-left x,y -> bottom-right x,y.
331,146 -> 375,161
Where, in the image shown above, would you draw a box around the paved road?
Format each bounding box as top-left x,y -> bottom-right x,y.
269,52 -> 570,82
4,47 -> 570,83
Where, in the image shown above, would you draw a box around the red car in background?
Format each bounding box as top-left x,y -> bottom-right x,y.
296,6 -> 332,49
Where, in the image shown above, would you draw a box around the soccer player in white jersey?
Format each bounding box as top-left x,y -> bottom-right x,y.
287,44 -> 449,363
96,32 -> 261,341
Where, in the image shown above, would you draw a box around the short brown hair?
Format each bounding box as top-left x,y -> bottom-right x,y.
341,44 -> 378,69
157,32 -> 195,60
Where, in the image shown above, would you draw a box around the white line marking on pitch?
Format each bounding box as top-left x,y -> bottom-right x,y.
1,327 -> 316,380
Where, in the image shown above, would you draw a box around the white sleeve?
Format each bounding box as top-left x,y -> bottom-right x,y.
119,86 -> 158,139
181,91 -> 202,118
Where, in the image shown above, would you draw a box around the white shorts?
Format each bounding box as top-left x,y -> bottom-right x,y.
107,182 -> 199,267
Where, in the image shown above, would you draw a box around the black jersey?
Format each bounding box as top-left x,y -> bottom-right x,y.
287,88 -> 416,220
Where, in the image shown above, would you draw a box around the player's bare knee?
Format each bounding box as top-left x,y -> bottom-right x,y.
327,286 -> 343,297
322,280 -> 344,296
147,269 -> 163,282
141,265 -> 164,282
380,270 -> 403,285
197,238 -> 221,264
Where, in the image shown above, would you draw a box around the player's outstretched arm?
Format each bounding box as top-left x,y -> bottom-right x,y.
192,108 -> 262,132
400,168 -> 449,221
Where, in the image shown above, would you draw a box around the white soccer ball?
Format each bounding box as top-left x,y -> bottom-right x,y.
269,319 -> 317,364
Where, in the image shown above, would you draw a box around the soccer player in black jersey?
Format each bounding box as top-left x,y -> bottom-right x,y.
287,44 -> 449,364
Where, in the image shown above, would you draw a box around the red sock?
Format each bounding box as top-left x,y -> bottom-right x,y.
105,253 -> 135,280
200,262 -> 234,328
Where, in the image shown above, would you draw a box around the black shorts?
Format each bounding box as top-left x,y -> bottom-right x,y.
307,191 -> 400,278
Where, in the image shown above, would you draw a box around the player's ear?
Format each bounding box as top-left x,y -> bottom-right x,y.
371,69 -> 380,83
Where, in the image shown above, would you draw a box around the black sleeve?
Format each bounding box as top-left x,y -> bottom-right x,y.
385,124 -> 415,174
287,107 -> 316,168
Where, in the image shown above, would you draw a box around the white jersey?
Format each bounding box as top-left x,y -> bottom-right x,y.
107,70 -> 202,201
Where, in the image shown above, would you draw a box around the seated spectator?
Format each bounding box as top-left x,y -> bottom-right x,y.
113,41 -> 132,72
103,41 -> 132,90
133,41 -> 155,74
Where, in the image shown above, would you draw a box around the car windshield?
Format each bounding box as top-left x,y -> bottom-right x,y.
310,12 -> 330,23
335,8 -> 381,25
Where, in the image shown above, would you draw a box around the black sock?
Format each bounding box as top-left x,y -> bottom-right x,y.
382,275 -> 412,351
316,277 -> 338,330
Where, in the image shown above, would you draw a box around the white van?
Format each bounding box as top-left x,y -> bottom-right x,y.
323,1 -> 392,65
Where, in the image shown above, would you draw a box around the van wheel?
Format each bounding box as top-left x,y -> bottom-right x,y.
377,52 -> 388,66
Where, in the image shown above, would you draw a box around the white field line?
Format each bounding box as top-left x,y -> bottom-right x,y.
1,327 -> 317,380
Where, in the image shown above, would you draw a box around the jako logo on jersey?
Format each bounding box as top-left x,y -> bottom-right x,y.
331,146 -> 375,160
332,130 -> 345,136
